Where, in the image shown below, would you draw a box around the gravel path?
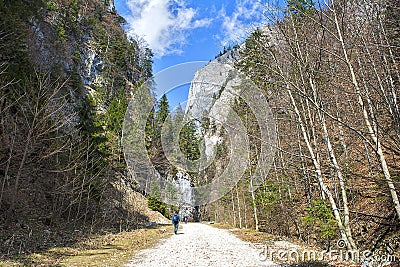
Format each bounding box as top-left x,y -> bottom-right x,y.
126,223 -> 277,267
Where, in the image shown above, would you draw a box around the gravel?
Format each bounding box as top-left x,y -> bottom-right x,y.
126,223 -> 277,267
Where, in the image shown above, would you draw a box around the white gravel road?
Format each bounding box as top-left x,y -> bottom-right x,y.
126,223 -> 277,267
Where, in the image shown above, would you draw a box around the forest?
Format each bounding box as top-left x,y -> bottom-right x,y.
0,0 -> 155,259
201,0 -> 400,254
137,0 -> 400,257
0,0 -> 399,265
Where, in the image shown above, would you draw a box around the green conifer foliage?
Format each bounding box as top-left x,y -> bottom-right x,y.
155,95 -> 170,136
179,121 -> 201,161
302,200 -> 337,239
287,0 -> 315,17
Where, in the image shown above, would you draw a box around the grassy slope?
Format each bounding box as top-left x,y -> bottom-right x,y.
0,224 -> 173,267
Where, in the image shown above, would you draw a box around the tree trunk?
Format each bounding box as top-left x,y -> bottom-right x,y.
286,85 -> 352,249
250,174 -> 259,231
309,76 -> 357,250
236,185 -> 242,229
231,190 -> 236,227
331,0 -> 400,220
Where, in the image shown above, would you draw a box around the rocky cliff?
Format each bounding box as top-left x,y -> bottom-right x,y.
185,50 -> 242,159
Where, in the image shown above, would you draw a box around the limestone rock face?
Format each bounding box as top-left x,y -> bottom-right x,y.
185,51 -> 240,120
23,0 -> 145,124
185,53 -> 242,159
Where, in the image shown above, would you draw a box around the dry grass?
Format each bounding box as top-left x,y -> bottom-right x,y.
0,224 -> 173,267
209,224 -> 355,267
229,228 -> 284,243
211,223 -> 283,243
207,222 -> 232,229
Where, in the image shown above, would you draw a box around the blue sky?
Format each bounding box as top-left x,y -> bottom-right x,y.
114,0 -> 273,108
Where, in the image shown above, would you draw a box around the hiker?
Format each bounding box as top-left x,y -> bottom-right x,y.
172,210 -> 181,234
182,208 -> 189,224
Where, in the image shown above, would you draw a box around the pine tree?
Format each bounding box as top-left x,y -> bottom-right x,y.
154,94 -> 170,144
148,94 -> 171,176
179,120 -> 200,161
287,0 -> 315,17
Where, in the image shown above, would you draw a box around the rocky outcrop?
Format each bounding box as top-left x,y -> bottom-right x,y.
30,1 -> 115,82
185,51 -> 242,159
185,51 -> 240,120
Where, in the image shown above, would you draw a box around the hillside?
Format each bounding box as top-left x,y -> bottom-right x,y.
0,0 -> 162,260
185,0 -> 400,262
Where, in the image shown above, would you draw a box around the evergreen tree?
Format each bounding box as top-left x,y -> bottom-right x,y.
179,120 -> 200,161
172,104 -> 185,132
154,94 -> 170,144
147,181 -> 167,216
104,88 -> 128,137
147,94 -> 171,176
287,0 -> 315,17
140,47 -> 154,79
145,107 -> 156,149
77,94 -> 109,158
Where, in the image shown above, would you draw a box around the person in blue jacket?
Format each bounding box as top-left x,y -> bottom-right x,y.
172,210 -> 181,234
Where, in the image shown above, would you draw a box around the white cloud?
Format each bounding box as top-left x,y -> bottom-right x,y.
124,0 -> 212,57
219,0 -> 266,46
193,18 -> 213,28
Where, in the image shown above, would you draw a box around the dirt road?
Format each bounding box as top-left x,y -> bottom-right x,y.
126,223 -> 277,267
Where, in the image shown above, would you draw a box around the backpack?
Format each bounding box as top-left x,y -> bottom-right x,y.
173,214 -> 179,224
